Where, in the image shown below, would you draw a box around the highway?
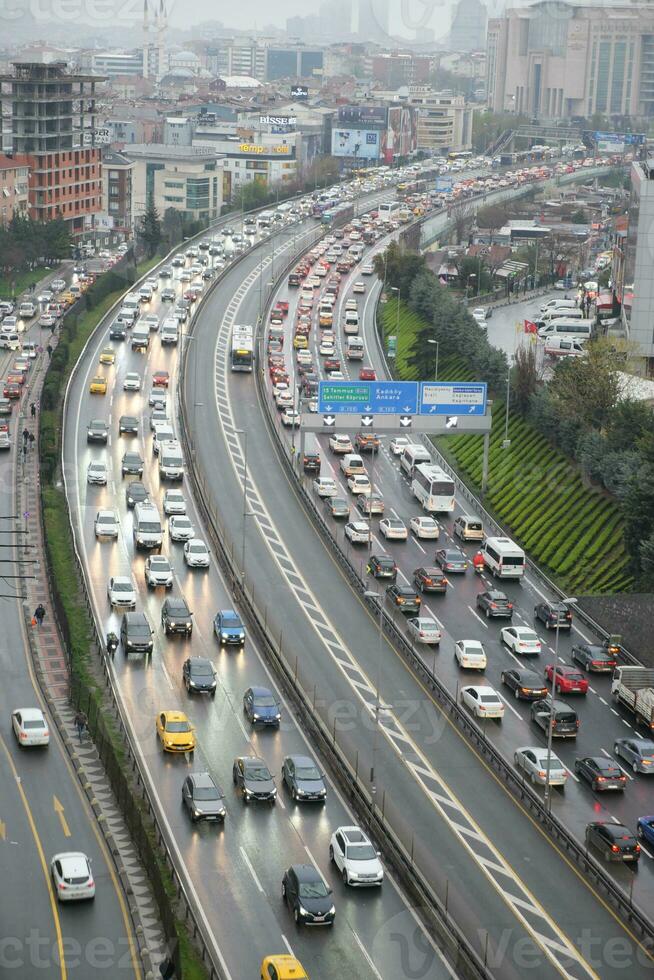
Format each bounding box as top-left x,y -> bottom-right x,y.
62,211 -> 464,979
0,284 -> 141,979
178,210 -> 654,978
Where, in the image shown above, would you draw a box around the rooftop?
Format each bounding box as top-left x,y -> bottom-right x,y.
122,143 -> 222,161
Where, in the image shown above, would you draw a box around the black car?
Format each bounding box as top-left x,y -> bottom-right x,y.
161,288 -> 176,302
435,548 -> 468,573
585,822 -> 640,864
183,657 -> 216,695
500,668 -> 548,700
413,566 -> 448,594
120,611 -> 154,654
109,321 -> 126,340
302,452 -> 321,474
159,267 -> 172,278
125,481 -> 148,508
282,755 -> 327,802
182,772 -> 226,822
574,756 -> 626,791
367,554 -> 397,581
571,643 -> 617,673
243,686 -> 281,726
121,451 -> 144,477
86,419 -> 108,444
476,590 -> 513,618
282,864 -> 335,926
324,496 -> 350,519
386,584 -> 421,614
162,596 -> 193,635
119,415 -> 139,435
232,755 -> 276,803
534,600 -> 573,630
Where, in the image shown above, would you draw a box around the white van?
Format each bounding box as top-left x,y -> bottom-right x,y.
152,423 -> 175,455
537,319 -> 593,340
346,336 -> 365,360
0,331 -> 20,350
340,453 -> 365,477
343,310 -> 360,335
159,440 -> 184,480
131,323 -> 150,351
540,298 -> 576,314
133,502 -> 163,551
481,536 -> 525,578
540,307 -> 586,325
400,443 -> 431,477
18,301 -> 37,319
543,336 -> 587,357
138,284 -> 152,302
122,292 -> 140,312
160,319 -> 179,345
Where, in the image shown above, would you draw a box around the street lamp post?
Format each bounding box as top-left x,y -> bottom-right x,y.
364,589 -> 387,810
390,286 -> 401,349
427,338 -> 439,382
503,367 -> 511,448
235,429 -> 249,584
544,597 -> 577,812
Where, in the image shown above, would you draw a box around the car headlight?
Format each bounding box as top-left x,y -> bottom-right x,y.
328,905 -> 336,915
298,905 -> 309,917
193,808 -> 201,817
275,713 -> 281,720
189,680 -> 196,688
271,787 -> 277,797
252,713 -> 260,720
220,632 -> 229,640
243,788 -> 252,796
169,621 -> 176,628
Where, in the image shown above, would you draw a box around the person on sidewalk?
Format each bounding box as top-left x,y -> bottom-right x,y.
30,402 -> 36,418
34,603 -> 46,626
74,710 -> 87,743
28,432 -> 35,451
22,427 -> 29,445
46,344 -> 53,359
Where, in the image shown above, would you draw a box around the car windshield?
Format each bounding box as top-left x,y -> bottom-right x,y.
193,786 -> 220,801
23,719 -> 45,729
480,695 -> 500,704
151,558 -> 168,568
189,544 -> 205,552
222,613 -> 241,626
346,844 -> 377,861
192,663 -> 213,676
299,881 -> 329,899
245,765 -> 271,781
166,721 -> 190,733
113,582 -> 133,592
254,694 -> 276,707
296,765 -> 321,780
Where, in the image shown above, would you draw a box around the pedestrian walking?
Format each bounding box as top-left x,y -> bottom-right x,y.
22,443 -> 27,462
73,710 -> 87,744
46,343 -> 53,359
33,603 -> 46,626
30,402 -> 36,418
28,432 -> 35,450
22,427 -> 29,445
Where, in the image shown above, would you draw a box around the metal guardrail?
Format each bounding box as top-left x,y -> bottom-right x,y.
247,208 -> 654,952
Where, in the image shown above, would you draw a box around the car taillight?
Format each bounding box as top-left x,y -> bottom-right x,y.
597,776 -> 606,781
538,770 -> 546,778
19,731 -> 27,740
550,720 -> 556,728
576,720 -> 580,728
490,603 -> 497,609
611,845 -> 620,853
521,688 -> 530,694
424,578 -> 432,586
566,612 -> 572,620
635,844 -> 641,852
507,603 -> 513,609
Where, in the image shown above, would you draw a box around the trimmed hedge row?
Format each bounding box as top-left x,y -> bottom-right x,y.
380,301 -> 633,594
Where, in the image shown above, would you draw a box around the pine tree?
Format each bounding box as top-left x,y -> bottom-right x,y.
140,193 -> 162,258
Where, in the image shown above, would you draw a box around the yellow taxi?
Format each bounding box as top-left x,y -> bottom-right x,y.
99,346 -> 115,365
89,375 -> 107,394
60,291 -> 76,306
156,711 -> 196,753
293,334 -> 308,350
260,955 -> 308,980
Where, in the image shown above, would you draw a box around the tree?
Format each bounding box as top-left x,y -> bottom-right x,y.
453,253 -> 493,295
448,198 -> 475,245
162,207 -> 184,247
547,339 -> 623,432
139,193 -> 162,258
623,429 -> 654,582
476,204 -> 508,242
512,342 -> 541,414
373,240 -> 426,296
570,209 -> 587,224
471,111 -> 530,153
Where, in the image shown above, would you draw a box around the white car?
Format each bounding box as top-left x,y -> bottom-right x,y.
94,509 -> 119,538
12,707 -> 50,747
51,278 -> 66,292
163,489 -> 186,515
352,281 -> 366,294
501,627 -> 542,655
281,408 -> 300,427
149,387 -> 166,407
389,436 -> 410,456
313,477 -> 337,497
86,461 -> 107,485
329,371 -> 345,380
39,313 -> 57,327
514,746 -> 568,786
276,391 -> 294,410
379,518 -> 408,540
409,516 -> 439,540
460,685 -> 505,720
319,340 -> 335,356
348,474 -> 371,495
454,640 -> 487,670
144,555 -> 173,588
329,826 -> 383,886
296,350 -> 313,366
51,852 -> 95,902
123,372 -> 141,391
169,515 -> 195,541
143,314 -> 160,331
406,617 -> 441,645
471,308 -> 487,321
329,434 -> 353,454
344,520 -> 370,544
361,264 -> 374,276
184,538 -> 210,568
107,575 -> 136,608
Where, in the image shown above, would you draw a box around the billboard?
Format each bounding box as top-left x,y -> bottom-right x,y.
337,105 -> 387,127
383,106 -> 416,164
583,130 -> 646,154
290,85 -> 309,100
331,128 -> 381,160
259,115 -> 296,127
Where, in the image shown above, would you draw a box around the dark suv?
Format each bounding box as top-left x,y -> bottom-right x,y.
413,566 -> 448,594
162,597 -> 193,636
476,590 -> 513,619
120,612 -> 154,654
302,452 -> 321,474
530,696 -> 579,738
534,600 -> 573,629
86,419 -> 108,444
367,554 -> 397,581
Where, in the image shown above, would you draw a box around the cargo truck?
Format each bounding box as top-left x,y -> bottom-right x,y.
611,667 -> 654,730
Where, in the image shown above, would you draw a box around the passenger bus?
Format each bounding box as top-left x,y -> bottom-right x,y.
377,201 -> 402,223
447,151 -> 472,163
230,324 -> 254,372
411,463 -> 456,512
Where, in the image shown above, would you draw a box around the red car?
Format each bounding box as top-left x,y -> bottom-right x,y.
7,372 -> 25,386
183,290 -> 198,302
3,382 -> 21,399
152,370 -> 170,387
324,358 -> 341,373
359,367 -> 376,381
276,301 -> 289,317
544,664 -> 589,695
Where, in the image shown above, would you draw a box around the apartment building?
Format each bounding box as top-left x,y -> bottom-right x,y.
0,154 -> 29,225
124,144 -> 224,225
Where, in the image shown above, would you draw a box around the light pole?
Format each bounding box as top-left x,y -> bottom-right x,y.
235,428 -> 249,584
181,334 -> 201,416
367,437 -> 383,552
390,285 -> 401,351
427,338 -> 439,382
363,590 -> 387,810
503,367 -> 511,448
544,597 -> 577,812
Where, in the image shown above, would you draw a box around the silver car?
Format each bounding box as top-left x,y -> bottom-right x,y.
406,617 -> 441,645
513,746 -> 568,786
145,555 -> 173,588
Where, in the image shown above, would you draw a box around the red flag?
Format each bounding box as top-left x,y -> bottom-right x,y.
524,319 -> 538,334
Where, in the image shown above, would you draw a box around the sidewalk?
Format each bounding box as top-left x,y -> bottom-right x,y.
14,281 -> 167,979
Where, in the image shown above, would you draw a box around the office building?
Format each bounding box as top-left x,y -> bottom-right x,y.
266,47 -> 324,81
617,159 -> 654,364
487,2 -> 654,118
0,154 -> 29,225
101,150 -> 134,235
0,62 -> 103,235
449,0 -> 487,52
409,89 -> 473,153
124,144 -> 223,225
371,53 -> 432,88
92,51 -> 144,77
211,38 -> 267,81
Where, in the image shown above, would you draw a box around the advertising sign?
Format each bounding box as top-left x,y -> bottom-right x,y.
583,131 -> 645,154
259,115 -> 296,127
331,128 -> 380,160
239,144 -> 291,155
435,176 -> 453,193
290,85 -> 309,100
82,128 -> 110,146
337,105 -> 387,127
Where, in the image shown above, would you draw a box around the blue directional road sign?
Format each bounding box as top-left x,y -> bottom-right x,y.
419,382 -> 488,416
318,380 -> 418,415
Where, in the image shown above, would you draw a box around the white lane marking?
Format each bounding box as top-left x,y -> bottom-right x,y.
281,935 -> 295,956
412,538 -> 427,554
159,661 -> 174,691
467,605 -> 488,629
304,844 -> 329,886
239,846 -> 265,894
598,696 -> 607,705
352,930 -> 384,980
